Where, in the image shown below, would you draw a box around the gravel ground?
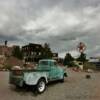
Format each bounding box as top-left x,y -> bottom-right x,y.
0,69 -> 100,100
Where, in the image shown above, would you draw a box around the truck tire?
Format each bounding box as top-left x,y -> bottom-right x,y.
36,79 -> 46,93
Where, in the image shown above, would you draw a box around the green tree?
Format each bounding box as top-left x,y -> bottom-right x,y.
77,53 -> 87,63
63,53 -> 74,66
42,43 -> 53,59
12,46 -> 23,60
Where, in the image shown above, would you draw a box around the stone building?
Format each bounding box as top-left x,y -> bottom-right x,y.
0,45 -> 13,56
0,45 -> 23,69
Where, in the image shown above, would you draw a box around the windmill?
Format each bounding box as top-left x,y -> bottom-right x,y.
77,42 -> 86,53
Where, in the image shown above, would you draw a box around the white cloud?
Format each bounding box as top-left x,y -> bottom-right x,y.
59,52 -> 66,58
22,7 -> 81,37
0,13 -> 9,28
83,6 -> 97,15
59,50 -> 79,58
69,50 -> 80,58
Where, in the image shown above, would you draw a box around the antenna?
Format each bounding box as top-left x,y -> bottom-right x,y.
5,40 -> 8,46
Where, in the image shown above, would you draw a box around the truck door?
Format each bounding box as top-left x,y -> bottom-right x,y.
49,61 -> 57,80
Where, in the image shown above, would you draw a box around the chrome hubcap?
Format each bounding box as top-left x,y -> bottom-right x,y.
38,81 -> 45,92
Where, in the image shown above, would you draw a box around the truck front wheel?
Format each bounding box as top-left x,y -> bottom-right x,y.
36,79 -> 46,93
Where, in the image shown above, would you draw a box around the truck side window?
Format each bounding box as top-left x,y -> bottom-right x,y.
50,62 -> 57,66
50,62 -> 53,66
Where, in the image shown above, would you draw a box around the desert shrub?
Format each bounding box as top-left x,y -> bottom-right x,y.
4,65 -> 12,70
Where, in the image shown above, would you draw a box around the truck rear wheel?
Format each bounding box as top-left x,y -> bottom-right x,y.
36,79 -> 46,93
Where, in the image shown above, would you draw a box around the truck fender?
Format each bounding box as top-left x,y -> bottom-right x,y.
24,73 -> 48,85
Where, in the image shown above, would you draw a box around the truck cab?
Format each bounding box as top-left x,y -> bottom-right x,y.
38,59 -> 67,81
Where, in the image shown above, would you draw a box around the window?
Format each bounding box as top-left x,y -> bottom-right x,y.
39,52 -> 41,55
31,52 -> 34,55
50,61 -> 57,66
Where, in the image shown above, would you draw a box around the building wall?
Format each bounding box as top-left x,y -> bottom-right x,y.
22,43 -> 44,63
0,45 -> 13,56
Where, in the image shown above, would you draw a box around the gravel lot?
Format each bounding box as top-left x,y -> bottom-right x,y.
0,69 -> 100,100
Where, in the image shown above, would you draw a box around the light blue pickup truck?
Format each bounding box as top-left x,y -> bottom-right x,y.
9,59 -> 67,93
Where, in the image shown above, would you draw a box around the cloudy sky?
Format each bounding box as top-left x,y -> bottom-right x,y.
0,0 -> 100,58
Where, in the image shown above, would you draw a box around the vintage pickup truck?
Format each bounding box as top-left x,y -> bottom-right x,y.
9,59 -> 67,93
